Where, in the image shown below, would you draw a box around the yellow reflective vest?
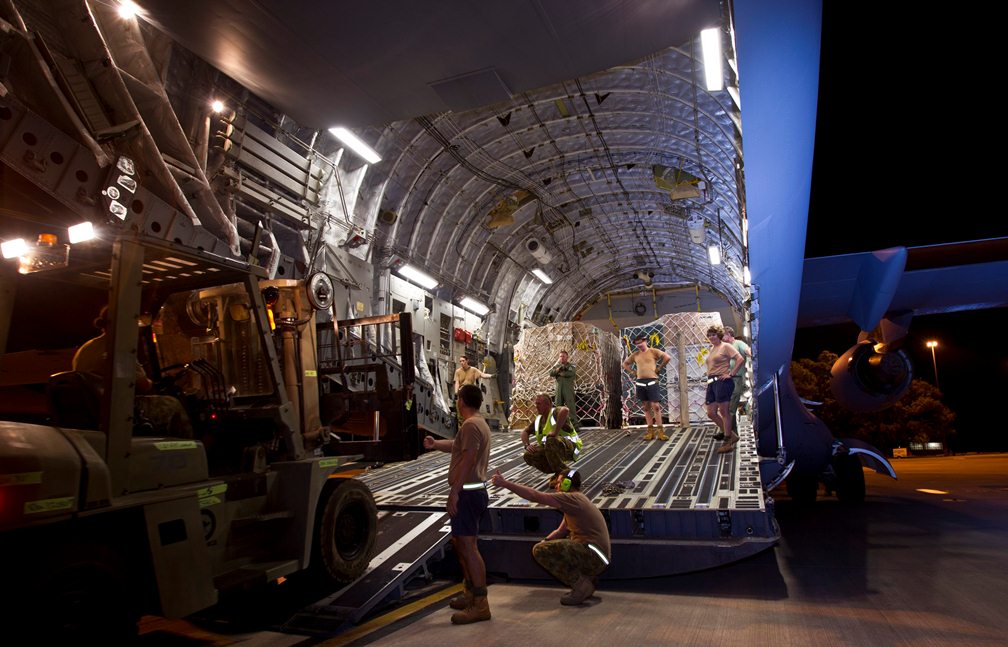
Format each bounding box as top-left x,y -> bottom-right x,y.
533,407 -> 582,458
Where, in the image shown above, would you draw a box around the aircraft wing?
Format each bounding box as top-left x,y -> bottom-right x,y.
798,238 -> 1008,329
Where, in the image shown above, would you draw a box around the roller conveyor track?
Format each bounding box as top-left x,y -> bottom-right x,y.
361,420 -> 766,513
358,418 -> 779,579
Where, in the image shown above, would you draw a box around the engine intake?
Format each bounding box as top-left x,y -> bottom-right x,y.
830,340 -> 912,412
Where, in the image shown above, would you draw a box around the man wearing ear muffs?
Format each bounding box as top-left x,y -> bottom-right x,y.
491,468 -> 610,605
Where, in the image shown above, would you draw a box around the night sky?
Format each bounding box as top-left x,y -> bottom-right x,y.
796,2 -> 1007,451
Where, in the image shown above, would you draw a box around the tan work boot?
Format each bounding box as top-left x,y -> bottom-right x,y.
448,585 -> 473,610
451,595 -> 491,624
656,426 -> 669,441
644,425 -> 654,441
560,576 -> 596,605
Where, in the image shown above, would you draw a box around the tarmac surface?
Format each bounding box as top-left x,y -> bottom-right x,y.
139,453 -> 1008,646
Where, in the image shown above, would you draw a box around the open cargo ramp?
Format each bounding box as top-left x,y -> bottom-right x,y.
358,419 -> 778,580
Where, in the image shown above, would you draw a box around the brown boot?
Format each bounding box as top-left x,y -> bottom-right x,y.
448,583 -> 473,610
656,426 -> 669,441
451,595 -> 491,624
644,426 -> 654,441
560,576 -> 596,605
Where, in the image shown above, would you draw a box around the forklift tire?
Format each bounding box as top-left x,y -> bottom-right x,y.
316,478 -> 378,582
834,454 -> 866,504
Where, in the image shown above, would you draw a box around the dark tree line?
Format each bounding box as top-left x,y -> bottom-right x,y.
791,351 -> 956,453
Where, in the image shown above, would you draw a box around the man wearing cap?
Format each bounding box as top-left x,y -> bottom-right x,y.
622,336 -> 672,440
491,468 -> 610,605
423,384 -> 493,624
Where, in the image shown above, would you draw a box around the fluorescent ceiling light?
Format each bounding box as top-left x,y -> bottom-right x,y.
532,268 -> 553,284
708,245 -> 721,265
68,222 -> 95,244
329,127 -> 381,164
700,27 -> 723,92
117,1 -> 138,18
398,263 -> 439,290
2,238 -> 27,259
460,297 -> 489,316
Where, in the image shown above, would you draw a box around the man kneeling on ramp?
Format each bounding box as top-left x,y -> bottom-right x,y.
492,468 -> 611,605
521,394 -> 583,475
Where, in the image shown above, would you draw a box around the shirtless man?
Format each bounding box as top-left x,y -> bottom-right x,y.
423,384 -> 493,624
704,326 -> 744,453
622,336 -> 672,440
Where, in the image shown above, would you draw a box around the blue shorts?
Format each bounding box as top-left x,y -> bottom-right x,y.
705,377 -> 735,404
451,487 -> 489,536
635,380 -> 660,402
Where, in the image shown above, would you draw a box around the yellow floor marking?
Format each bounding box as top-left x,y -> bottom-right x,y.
316,583 -> 464,646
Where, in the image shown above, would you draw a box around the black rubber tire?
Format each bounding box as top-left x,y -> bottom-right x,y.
315,478 -> 378,582
786,473 -> 819,504
834,454 -> 866,504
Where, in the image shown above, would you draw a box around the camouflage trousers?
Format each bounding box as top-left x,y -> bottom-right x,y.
532,539 -> 607,586
136,395 -> 194,438
523,436 -> 575,475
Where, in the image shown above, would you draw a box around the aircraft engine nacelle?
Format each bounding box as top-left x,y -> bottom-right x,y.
830,340 -> 912,412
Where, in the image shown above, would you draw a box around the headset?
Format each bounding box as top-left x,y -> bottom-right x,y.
559,468 -> 578,492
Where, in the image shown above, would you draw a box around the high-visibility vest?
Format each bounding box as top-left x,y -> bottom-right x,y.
533,408 -> 582,459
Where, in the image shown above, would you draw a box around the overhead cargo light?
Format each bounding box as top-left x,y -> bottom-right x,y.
459,297 -> 489,316
117,1 -> 138,19
211,100 -> 225,113
1,238 -> 27,259
532,268 -> 553,284
398,264 -> 439,290
686,213 -> 706,244
329,127 -> 381,164
700,27 -> 723,92
68,222 -> 95,244
708,245 -> 721,265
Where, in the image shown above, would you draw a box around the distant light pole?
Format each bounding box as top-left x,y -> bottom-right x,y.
926,340 -> 939,390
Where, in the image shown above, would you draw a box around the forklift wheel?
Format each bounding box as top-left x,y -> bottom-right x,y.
316,479 -> 378,582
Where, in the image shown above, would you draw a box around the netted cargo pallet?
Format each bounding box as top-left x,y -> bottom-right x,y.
622,312 -> 723,425
510,322 -> 622,430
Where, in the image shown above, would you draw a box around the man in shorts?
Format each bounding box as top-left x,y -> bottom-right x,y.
622,336 -> 672,440
423,384 -> 492,624
719,326 -> 752,440
704,326 -> 744,453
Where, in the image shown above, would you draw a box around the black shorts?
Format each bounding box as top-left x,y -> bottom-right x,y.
635,380 -> 661,402
451,487 -> 489,536
705,377 -> 735,404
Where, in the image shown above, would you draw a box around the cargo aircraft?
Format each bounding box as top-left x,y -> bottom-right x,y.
3,0 -> 1007,635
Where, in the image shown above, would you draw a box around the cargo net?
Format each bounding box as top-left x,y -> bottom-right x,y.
622,312 -> 723,426
510,322 -> 622,430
